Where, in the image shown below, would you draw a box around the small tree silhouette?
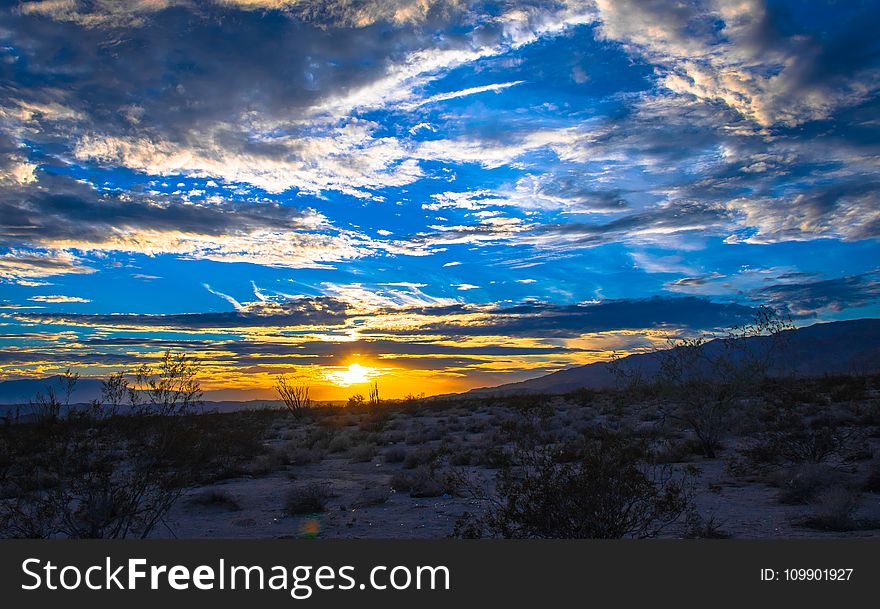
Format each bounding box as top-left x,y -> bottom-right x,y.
31,368 -> 79,423
655,306 -> 794,457
130,351 -> 202,416
274,374 -> 311,418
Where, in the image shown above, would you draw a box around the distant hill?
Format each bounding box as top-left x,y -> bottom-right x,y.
0,375 -> 105,406
466,318 -> 880,397
0,376 -> 280,408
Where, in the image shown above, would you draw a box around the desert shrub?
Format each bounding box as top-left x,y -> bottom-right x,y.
349,443 -> 377,463
775,464 -> 836,505
405,428 -> 428,445
302,427 -> 334,451
383,446 -> 407,463
359,409 -> 389,433
454,433 -> 692,539
327,434 -> 351,454
273,375 -> 312,418
685,511 -> 731,539
0,418 -> 188,538
652,439 -> 699,464
739,425 -> 866,474
800,486 -> 861,531
0,374 -> 270,538
390,466 -> 445,498
189,490 -> 241,511
285,446 -> 323,466
382,429 -> 406,444
284,483 -> 331,514
403,447 -> 436,469
449,449 -> 473,466
652,307 -> 794,458
473,444 -> 507,469
352,486 -> 391,508
465,418 -> 487,433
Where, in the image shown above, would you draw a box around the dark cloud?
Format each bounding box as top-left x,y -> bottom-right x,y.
382,297 -> 756,338
8,296 -> 755,338
14,296 -> 351,328
752,271 -> 880,317
2,6 -> 420,138
0,172 -> 321,247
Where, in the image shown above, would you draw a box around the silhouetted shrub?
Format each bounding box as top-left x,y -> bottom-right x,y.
776,464 -> 835,505
800,486 -> 861,531
189,490 -> 241,511
349,443 -> 377,463
383,446 -> 406,463
284,483 -> 331,514
454,433 -> 691,538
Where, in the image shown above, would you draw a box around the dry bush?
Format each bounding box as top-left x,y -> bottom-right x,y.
800,486 -> 861,531
327,433 -> 352,454
383,446 -> 407,463
273,375 -> 312,418
403,446 -> 437,469
650,307 -> 794,458
348,443 -> 377,463
454,432 -> 692,539
737,425 -> 867,474
352,486 -> 391,508
389,466 -> 447,498
189,489 -> 241,512
284,483 -> 331,514
774,464 -> 836,505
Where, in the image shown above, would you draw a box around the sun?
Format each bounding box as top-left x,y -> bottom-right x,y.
327,363 -> 374,387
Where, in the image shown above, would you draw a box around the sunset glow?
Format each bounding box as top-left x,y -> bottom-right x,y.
326,363 -> 376,388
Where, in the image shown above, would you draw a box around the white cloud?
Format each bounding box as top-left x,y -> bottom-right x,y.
0,250 -> 96,281
28,294 -> 91,303
592,0 -> 880,127
203,283 -> 243,310
74,120 -> 422,197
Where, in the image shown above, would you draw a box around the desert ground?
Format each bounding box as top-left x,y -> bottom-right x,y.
161,376 -> 880,539
3,371 -> 880,540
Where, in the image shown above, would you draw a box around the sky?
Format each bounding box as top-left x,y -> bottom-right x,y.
1,0 -> 879,400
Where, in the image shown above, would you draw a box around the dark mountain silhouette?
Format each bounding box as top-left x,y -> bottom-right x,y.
0,375 -> 105,406
466,318 -> 880,396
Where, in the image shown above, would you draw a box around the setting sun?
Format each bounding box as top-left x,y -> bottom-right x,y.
326,363 -> 375,387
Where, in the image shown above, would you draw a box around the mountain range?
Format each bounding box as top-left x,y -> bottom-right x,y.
466,318 -> 880,396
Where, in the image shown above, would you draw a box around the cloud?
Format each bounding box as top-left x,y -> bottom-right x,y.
27,294 -> 91,303
375,297 -> 756,338
18,0 -> 469,29
203,284 -> 243,311
73,121 -> 423,197
592,0 -> 880,127
0,249 -> 96,281
0,173 -> 374,268
727,181 -> 880,243
403,80 -> 526,109
752,271 -> 880,317
13,295 -> 351,330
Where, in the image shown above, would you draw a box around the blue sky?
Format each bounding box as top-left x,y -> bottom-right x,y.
1,0 -> 879,398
